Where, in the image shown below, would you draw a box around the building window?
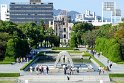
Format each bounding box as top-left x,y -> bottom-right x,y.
64,34 -> 66,38
64,28 -> 66,32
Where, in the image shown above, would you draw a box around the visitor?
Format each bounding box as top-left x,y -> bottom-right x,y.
26,57 -> 29,63
107,66 -> 110,71
16,58 -> 19,63
109,63 -> 112,69
64,67 -> 67,75
67,75 -> 70,80
30,66 -> 33,73
98,66 -> 101,75
20,57 -> 23,63
46,66 -> 49,74
77,67 -> 79,73
107,60 -> 109,64
35,65 -> 39,75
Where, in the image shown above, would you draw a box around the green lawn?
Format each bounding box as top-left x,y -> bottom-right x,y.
0,81 -> 16,83
116,81 -> 124,83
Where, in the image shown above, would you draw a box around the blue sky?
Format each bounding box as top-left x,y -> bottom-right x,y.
0,0 -> 124,17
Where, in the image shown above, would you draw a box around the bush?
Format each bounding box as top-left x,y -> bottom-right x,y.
109,74 -> 124,77
52,47 -> 73,50
95,38 -> 122,62
0,73 -> 20,77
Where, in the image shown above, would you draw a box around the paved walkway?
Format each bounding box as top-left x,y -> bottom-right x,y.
0,62 -> 26,73
88,50 -> 124,73
18,75 -> 110,83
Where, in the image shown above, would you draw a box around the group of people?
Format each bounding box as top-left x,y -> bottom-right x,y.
30,65 -> 49,75
63,65 -> 79,75
98,66 -> 105,75
16,57 -> 28,63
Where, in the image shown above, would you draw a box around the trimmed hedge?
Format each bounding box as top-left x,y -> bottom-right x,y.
95,38 -> 122,62
0,73 -> 20,77
20,53 -> 45,70
109,74 -> 124,77
52,47 -> 73,50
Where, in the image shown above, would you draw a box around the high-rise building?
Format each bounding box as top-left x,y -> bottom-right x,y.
9,0 -> 53,24
0,4 -> 10,21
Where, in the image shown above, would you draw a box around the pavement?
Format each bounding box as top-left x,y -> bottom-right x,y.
18,75 -> 110,83
0,62 -> 26,73
89,50 -> 124,73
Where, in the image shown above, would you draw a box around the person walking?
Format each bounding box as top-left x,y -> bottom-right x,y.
46,66 -> 49,74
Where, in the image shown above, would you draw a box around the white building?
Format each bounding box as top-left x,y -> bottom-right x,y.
75,10 -> 101,23
0,4 -> 9,21
49,15 -> 73,46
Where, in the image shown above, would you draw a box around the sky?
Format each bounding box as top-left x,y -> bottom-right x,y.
0,0 -> 124,17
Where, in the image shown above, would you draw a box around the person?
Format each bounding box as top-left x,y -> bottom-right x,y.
46,66 -> 49,74
77,67 -> 79,73
30,66 -> 33,73
98,66 -> 101,75
64,67 -> 67,75
35,65 -> 39,75
109,62 -> 112,69
67,75 -> 70,80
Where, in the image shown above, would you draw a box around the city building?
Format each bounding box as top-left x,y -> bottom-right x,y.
75,10 -> 101,23
49,11 -> 73,46
9,0 -> 53,24
0,4 -> 10,21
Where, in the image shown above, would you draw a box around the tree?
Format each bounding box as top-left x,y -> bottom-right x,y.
70,32 -> 78,48
5,39 -> 15,58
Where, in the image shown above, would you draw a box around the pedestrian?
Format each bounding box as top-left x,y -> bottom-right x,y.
64,67 -> 67,75
35,65 -> 39,75
30,66 -> 33,73
107,60 -> 109,63
67,75 -> 70,80
20,57 -> 23,63
77,67 -> 79,73
46,66 -> 49,74
109,63 -> 112,69
98,66 -> 101,75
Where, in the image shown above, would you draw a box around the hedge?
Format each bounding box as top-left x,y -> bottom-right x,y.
109,74 -> 124,77
0,73 -> 20,77
95,38 -> 122,62
52,47 -> 73,50
20,53 -> 45,70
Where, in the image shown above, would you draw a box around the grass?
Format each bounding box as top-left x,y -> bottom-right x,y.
109,74 -> 124,77
83,52 -> 106,68
116,81 -> 124,83
0,73 -> 20,77
20,53 -> 45,70
0,81 -> 16,83
0,57 -> 15,64
117,62 -> 124,64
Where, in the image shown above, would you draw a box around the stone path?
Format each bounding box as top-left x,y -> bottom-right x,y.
91,51 -> 124,73
0,62 -> 26,73
18,75 -> 110,83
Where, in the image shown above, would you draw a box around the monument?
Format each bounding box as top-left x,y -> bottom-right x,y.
54,51 -> 74,68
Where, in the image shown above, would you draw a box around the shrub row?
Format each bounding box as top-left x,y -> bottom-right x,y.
20,53 -> 45,70
0,73 -> 20,77
95,38 -> 122,62
109,74 -> 124,77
